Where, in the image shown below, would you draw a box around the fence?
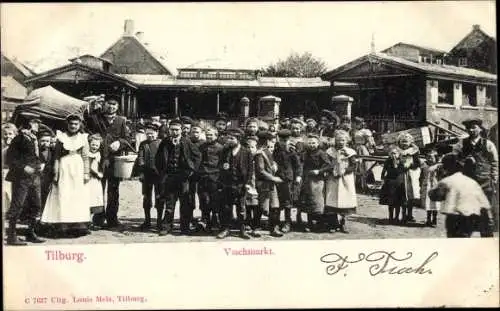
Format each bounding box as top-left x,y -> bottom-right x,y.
364,115 -> 421,133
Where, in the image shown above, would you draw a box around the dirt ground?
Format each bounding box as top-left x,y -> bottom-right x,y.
9,177 -> 483,245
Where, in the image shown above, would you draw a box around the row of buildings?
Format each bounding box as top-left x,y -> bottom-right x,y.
1,20 -> 497,132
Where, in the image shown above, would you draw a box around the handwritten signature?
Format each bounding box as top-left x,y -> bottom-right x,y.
320,251 -> 438,276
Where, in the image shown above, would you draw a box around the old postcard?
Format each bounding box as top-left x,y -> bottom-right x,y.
1,1 -> 498,309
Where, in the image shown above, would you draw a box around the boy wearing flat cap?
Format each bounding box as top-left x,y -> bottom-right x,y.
38,129 -> 56,209
155,119 -> 201,236
217,128 -> 254,239
274,129 -> 304,233
180,116 -> 194,138
197,127 -> 224,232
135,122 -> 162,231
454,118 -> 498,234
5,115 -> 45,245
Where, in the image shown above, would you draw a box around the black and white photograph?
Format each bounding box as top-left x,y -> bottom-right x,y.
2,1 -> 498,309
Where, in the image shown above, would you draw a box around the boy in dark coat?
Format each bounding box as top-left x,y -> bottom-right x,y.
274,129 -> 303,233
38,129 -> 55,210
5,116 -> 46,245
197,127 -> 224,232
217,128 -> 254,239
136,122 -> 162,231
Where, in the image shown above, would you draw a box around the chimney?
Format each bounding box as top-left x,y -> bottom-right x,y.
135,31 -> 144,42
473,24 -> 480,31
124,19 -> 135,36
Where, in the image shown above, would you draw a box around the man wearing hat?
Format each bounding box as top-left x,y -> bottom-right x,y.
454,118 -> 498,235
85,95 -> 131,230
135,122 -> 162,231
5,115 -> 45,245
274,129 -> 304,234
217,128 -> 254,239
155,119 -> 201,235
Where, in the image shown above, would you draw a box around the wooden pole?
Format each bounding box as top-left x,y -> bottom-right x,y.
216,91 -> 220,114
127,89 -> 131,118
174,95 -> 179,116
120,88 -> 125,114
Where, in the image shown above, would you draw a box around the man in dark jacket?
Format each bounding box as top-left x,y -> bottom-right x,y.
217,128 -> 254,239
454,118 -> 498,234
155,119 -> 201,236
5,116 -> 45,245
85,97 -> 131,230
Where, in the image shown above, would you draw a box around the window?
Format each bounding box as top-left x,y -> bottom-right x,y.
459,57 -> 468,67
462,83 -> 477,106
438,80 -> 453,105
219,72 -> 237,80
486,86 -> 497,107
436,59 -> 442,65
179,71 -> 198,79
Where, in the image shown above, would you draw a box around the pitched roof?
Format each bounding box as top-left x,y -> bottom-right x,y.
100,35 -> 177,76
322,52 -> 497,84
450,25 -> 496,52
24,62 -> 137,89
381,42 -> 447,55
1,53 -> 36,77
119,74 -> 330,89
1,76 -> 28,100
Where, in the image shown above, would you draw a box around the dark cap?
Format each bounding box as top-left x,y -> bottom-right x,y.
290,118 -> 305,126
278,129 -> 292,138
145,122 -> 160,131
106,95 -> 120,105
246,117 -> 259,125
225,128 -> 245,139
191,121 -> 203,129
245,135 -> 259,143
160,114 -> 167,120
462,118 -> 483,128
320,109 -> 340,124
215,112 -> 228,122
180,116 -> 194,125
257,131 -> 275,141
353,116 -> 364,123
66,114 -> 83,122
38,129 -> 54,138
169,119 -> 183,127
307,133 -> 320,139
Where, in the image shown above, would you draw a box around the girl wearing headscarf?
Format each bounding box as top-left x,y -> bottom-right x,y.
396,132 -> 421,223
324,130 -> 358,233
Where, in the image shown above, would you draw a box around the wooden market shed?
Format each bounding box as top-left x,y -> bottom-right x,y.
321,52 -> 497,135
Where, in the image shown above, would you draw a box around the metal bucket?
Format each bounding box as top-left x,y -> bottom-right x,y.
113,154 -> 137,179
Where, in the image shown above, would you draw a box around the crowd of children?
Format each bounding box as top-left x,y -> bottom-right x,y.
2,102 -> 498,244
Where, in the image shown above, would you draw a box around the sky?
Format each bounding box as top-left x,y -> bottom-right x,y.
1,1 -> 496,74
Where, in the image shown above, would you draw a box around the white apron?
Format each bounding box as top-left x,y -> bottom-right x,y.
324,147 -> 357,212
41,132 -> 90,224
